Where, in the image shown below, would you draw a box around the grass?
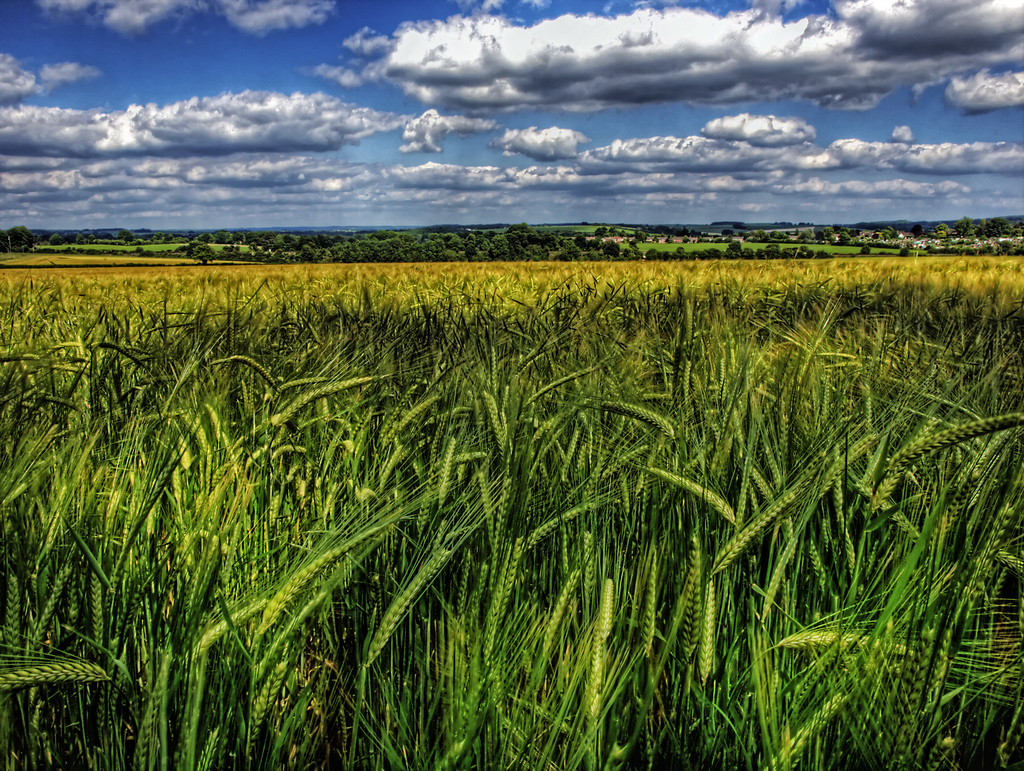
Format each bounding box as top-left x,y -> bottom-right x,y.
0,257 -> 1021,770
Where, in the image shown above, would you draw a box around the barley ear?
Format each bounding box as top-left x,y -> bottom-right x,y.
698,579 -> 716,685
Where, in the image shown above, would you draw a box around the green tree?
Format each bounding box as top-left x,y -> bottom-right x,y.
935,223 -> 949,238
188,242 -> 215,265
953,217 -> 975,238
117,229 -> 134,243
559,238 -> 582,261
984,217 -> 1011,238
49,233 -> 65,246
3,226 -> 34,252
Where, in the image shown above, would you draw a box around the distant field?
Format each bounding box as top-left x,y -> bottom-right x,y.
42,242 -> 249,253
637,241 -> 902,255
0,252 -> 243,267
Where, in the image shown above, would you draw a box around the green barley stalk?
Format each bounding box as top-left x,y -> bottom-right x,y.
365,545 -> 454,667
0,660 -> 108,691
270,376 -> 379,427
647,466 -> 735,526
873,413 -> 1024,509
642,547 -> 658,657
698,579 -> 716,685
31,562 -> 73,647
543,569 -> 581,659
380,395 -> 440,447
712,436 -> 872,575
600,401 -> 675,440
586,578 -> 615,723
483,390 -> 507,455
679,537 -> 703,661
257,522 -> 393,638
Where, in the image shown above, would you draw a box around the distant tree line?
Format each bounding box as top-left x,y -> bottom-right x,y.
4,218 -> 1022,261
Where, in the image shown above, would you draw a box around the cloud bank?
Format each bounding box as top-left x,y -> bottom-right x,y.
0,91 -> 405,157
351,1 -> 1023,112
35,0 -> 334,35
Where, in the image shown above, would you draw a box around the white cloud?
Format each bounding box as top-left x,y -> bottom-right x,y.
489,126 -> 591,160
36,0 -> 333,35
0,54 -> 41,105
700,113 -> 815,147
219,0 -> 333,35
776,177 -> 970,198
399,109 -> 497,153
945,70 -> 1024,113
342,27 -> 395,57
39,62 -> 103,91
0,91 -> 405,157
577,133 -> 1023,176
0,150 -> 992,228
0,55 -> 102,105
577,135 -> 831,173
825,139 -> 1024,174
891,125 -> 915,144
366,1 -> 1024,111
310,64 -> 364,89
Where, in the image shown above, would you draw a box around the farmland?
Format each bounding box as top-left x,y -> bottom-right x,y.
1,257 -> 1022,770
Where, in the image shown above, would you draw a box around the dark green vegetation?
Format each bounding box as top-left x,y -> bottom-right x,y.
1,267 -> 1022,770
10,218 -> 1023,267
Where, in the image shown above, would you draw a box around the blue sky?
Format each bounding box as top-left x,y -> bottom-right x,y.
1,0 -> 1022,228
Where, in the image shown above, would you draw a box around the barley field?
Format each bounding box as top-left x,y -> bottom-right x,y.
1,257 -> 1022,770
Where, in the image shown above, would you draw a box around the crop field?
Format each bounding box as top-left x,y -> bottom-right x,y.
0,253 -> 218,268
39,243 -> 249,253
636,241 -> 901,256
1,257 -> 1022,770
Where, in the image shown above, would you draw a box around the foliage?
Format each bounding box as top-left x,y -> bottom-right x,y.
0,261 -> 1022,770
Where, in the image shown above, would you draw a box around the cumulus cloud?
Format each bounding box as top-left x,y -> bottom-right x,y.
945,70 -> 1024,113
0,55 -> 40,105
309,64 -> 364,89
399,109 -> 497,153
219,0 -> 333,35
36,0 -> 333,35
0,91 -> 405,157
700,113 -> 816,146
0,55 -> 103,105
891,125 -> 915,144
577,134 -> 1024,176
39,62 -> 103,91
824,138 -> 1024,175
342,27 -> 395,58
775,176 -> 971,198
577,135 -> 832,173
489,126 -> 591,160
362,1 -> 1024,112
0,150 -> 987,228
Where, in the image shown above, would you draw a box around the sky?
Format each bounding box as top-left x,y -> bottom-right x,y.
1,0 -> 1022,229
